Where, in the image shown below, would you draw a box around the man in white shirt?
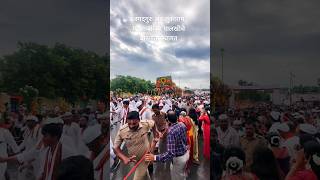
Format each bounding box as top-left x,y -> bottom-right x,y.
283,123 -> 317,164
137,100 -> 152,121
61,112 -> 88,156
110,99 -> 121,127
0,117 -> 78,180
216,114 -> 240,147
119,99 -> 130,127
19,115 -> 42,152
0,114 -> 20,180
83,124 -> 109,180
18,115 -> 42,180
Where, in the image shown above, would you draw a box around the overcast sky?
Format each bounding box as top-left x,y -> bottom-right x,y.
212,0 -> 320,87
0,0 -> 107,56
110,0 -> 210,89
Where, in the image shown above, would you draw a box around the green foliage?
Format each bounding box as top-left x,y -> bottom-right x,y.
211,76 -> 231,108
110,75 -> 155,94
238,79 -> 254,86
0,42 -> 109,103
292,85 -> 320,93
184,89 -> 194,94
19,85 -> 39,111
236,91 -> 270,102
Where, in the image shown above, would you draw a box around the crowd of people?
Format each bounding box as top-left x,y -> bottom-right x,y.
212,103 -> 320,180
110,93 -> 210,180
0,103 -> 108,180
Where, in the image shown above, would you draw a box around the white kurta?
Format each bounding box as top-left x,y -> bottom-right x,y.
93,146 -> 109,180
119,107 -> 130,126
18,125 -> 42,180
139,107 -> 152,121
0,128 -> 20,179
113,106 -> 122,123
63,123 -> 89,156
283,136 -> 299,164
17,135 -> 78,180
161,104 -> 171,113
19,125 -> 42,152
216,127 -> 240,147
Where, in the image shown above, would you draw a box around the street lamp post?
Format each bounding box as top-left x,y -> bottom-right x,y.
221,48 -> 225,83
289,72 -> 295,106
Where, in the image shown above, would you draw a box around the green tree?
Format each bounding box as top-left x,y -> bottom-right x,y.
111,75 -> 155,94
211,76 -> 231,110
0,42 -> 109,103
19,85 -> 39,111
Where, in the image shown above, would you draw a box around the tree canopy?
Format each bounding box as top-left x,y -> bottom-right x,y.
236,91 -> 270,102
238,79 -> 254,86
292,85 -> 320,93
211,76 -> 231,110
0,42 -> 109,103
110,75 -> 155,94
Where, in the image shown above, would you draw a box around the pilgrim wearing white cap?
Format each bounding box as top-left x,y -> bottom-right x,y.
0,124 -> 20,179
270,111 -> 281,121
110,100 -> 121,127
83,124 -> 109,180
0,119 -> 78,180
269,122 -> 290,133
216,114 -> 240,147
119,99 -> 130,127
161,103 -> 171,114
19,116 -> 41,150
61,112 -> 88,156
283,136 -> 299,164
299,123 -> 317,135
233,120 -> 244,137
137,100 -> 152,121
17,115 -> 42,180
283,123 -> 317,165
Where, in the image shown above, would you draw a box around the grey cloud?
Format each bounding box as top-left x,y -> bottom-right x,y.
0,0 -> 107,55
212,0 -> 320,86
175,46 -> 210,59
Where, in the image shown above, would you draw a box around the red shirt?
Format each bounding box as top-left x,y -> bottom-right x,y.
287,169 -> 317,180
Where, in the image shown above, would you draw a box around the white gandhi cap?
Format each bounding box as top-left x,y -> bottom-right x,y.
299,123 -> 317,135
135,101 -> 143,108
82,124 -> 102,144
97,113 -> 108,119
26,115 -> 39,122
44,117 -> 64,125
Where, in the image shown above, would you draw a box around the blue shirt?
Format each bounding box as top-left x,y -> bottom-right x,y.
156,122 -> 188,162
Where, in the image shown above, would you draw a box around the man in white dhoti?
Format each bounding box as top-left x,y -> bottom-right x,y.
0,114 -> 20,180
119,99 -> 130,127
19,115 -> 42,152
18,115 -> 42,180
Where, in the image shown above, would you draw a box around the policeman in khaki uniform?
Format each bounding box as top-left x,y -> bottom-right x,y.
113,111 -> 159,180
240,121 -> 267,171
